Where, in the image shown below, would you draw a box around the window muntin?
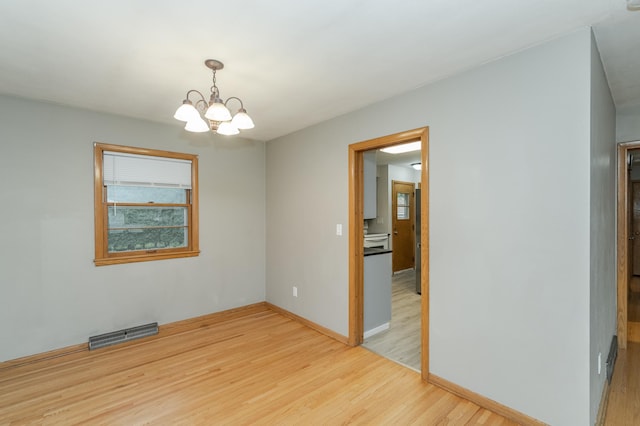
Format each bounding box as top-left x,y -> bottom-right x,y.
94,143 -> 199,266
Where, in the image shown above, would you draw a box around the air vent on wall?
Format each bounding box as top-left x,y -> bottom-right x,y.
88,322 -> 158,350
606,335 -> 618,384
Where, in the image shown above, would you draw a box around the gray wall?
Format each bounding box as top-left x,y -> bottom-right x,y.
588,31 -> 618,425
617,104 -> 640,142
0,95 -> 266,361
266,28 -> 598,424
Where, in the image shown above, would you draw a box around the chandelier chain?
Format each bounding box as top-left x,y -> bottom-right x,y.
210,70 -> 218,97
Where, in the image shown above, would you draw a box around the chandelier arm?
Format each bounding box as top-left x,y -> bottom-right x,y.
194,98 -> 209,114
224,96 -> 245,109
185,89 -> 207,104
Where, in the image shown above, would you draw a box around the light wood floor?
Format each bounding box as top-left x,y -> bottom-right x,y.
603,279 -> 640,423
604,341 -> 640,425
0,304 -> 517,425
363,269 -> 421,371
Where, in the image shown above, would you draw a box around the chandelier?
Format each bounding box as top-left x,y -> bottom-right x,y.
174,59 -> 254,135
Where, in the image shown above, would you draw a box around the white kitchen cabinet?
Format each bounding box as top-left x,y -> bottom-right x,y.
363,150 -> 377,219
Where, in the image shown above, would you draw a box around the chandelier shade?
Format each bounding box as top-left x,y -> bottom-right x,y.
184,116 -> 210,133
217,121 -> 240,135
204,100 -> 232,122
173,100 -> 199,122
231,108 -> 255,130
175,59 -> 254,135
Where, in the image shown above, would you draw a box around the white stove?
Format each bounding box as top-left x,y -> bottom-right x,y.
363,233 -> 390,249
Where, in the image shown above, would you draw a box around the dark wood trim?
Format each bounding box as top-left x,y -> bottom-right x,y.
348,127 -> 429,380
428,374 -> 545,425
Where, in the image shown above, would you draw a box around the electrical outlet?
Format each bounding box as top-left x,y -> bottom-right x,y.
598,352 -> 602,374
293,286 -> 298,297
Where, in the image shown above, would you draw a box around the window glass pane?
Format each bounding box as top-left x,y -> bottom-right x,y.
397,206 -> 409,220
397,192 -> 410,220
107,206 -> 188,252
107,186 -> 186,204
108,228 -> 188,252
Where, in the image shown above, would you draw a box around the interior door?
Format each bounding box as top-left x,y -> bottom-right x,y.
392,180 -> 415,272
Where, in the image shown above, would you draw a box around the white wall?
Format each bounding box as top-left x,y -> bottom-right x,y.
617,104 -> 640,142
588,31 -> 617,425
266,29 -> 595,424
0,95 -> 266,361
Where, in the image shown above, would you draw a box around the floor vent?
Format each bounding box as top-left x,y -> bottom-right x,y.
606,335 -> 618,384
89,322 -> 158,350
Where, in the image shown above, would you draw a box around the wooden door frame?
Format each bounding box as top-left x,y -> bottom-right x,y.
348,127 -> 429,380
617,140 -> 640,350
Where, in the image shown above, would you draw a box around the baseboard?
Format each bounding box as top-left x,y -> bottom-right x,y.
0,342 -> 88,371
428,374 -> 546,426
595,379 -> 611,426
265,302 -> 349,345
363,322 -> 389,339
0,302 -> 270,371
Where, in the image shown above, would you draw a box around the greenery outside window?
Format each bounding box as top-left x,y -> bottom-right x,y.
94,143 -> 199,266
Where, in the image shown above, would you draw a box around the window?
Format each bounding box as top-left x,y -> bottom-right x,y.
94,143 -> 199,266
397,192 -> 410,220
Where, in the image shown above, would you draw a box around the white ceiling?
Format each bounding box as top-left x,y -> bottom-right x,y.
0,0 -> 638,142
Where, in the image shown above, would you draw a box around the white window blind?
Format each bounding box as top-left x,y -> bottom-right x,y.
103,151 -> 192,189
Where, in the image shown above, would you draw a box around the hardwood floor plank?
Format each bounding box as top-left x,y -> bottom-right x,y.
0,305 -> 520,425
605,341 -> 640,425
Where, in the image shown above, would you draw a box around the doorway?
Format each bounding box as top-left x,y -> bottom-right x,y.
617,141 -> 640,350
348,127 -> 429,380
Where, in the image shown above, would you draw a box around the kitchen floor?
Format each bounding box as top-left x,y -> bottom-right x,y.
362,269 -> 421,371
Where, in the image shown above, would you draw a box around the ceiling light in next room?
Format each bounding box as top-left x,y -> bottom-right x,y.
174,59 -> 254,135
411,163 -> 422,170
381,141 -> 421,154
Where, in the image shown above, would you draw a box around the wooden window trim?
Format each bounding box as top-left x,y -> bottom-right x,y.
93,142 -> 200,266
